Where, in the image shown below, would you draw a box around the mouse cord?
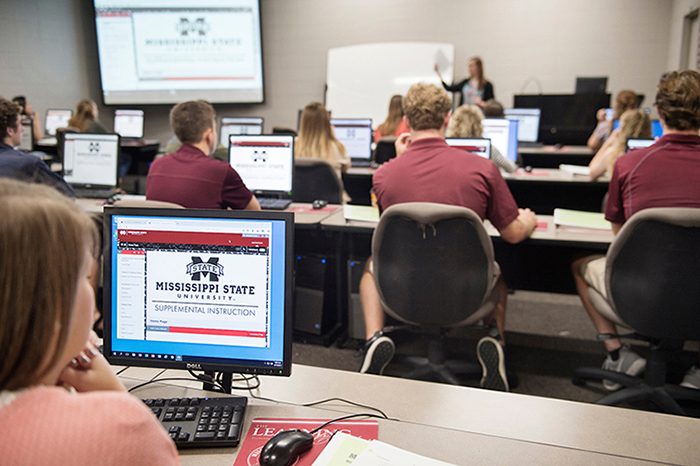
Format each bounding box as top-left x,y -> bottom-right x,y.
308,413 -> 392,434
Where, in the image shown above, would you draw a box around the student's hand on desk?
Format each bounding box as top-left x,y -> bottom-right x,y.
58,332 -> 126,393
395,132 -> 411,157
519,208 -> 538,233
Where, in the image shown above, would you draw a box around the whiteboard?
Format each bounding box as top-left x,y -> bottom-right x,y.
325,42 -> 455,128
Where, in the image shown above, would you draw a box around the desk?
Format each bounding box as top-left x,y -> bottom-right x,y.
119,364 -> 700,465
518,145 -> 594,168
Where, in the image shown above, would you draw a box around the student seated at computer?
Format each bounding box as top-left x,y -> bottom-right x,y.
12,95 -> 43,142
446,105 -> 516,173
147,100 -> 260,210
295,102 -> 351,202
359,83 -> 537,391
587,90 -> 638,152
68,99 -> 108,134
0,179 -> 179,465
434,57 -> 494,108
573,71 -> 700,391
374,95 -> 409,142
587,109 -> 651,181
0,98 -> 73,197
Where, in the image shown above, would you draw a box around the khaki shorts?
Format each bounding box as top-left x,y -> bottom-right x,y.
581,255 -> 607,299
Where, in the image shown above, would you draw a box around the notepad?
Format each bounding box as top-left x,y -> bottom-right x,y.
559,164 -> 591,176
344,205 -> 380,223
553,208 -> 611,230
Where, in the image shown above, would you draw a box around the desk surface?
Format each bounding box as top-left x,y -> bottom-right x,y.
518,145 -> 593,155
347,167 -> 605,184
119,364 -> 700,465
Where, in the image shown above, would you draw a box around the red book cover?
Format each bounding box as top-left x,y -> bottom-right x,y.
233,418 -> 379,466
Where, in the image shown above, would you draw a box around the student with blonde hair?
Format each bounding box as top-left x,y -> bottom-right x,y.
0,179 -> 179,465
374,95 -> 409,142
67,98 -> 108,133
587,90 -> 638,151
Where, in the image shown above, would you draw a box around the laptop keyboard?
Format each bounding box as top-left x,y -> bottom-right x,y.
143,396 -> 247,449
72,188 -> 117,199
257,198 -> 292,210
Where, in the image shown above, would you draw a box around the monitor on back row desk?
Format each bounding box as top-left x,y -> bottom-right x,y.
102,206 -> 294,384
18,119 -> 34,152
220,117 -> 264,143
614,119 -> 663,139
61,132 -> 120,188
44,109 -> 73,136
504,108 -> 540,143
114,109 -> 144,139
228,134 -> 294,199
330,118 -> 373,165
482,118 -> 518,163
446,138 -> 491,158
626,138 -> 655,152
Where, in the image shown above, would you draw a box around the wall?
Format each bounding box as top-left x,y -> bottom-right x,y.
0,0 -> 676,143
668,0 -> 700,71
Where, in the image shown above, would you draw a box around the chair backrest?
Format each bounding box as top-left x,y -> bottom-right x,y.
112,199 -> 184,209
292,157 -> 343,204
372,202 -> 495,328
605,208 -> 700,340
373,137 -> 397,165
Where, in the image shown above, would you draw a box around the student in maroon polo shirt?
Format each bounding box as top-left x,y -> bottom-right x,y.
359,83 -> 538,391
572,70 -> 700,391
146,100 -> 260,210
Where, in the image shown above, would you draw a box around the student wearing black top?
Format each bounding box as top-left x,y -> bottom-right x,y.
435,56 -> 494,107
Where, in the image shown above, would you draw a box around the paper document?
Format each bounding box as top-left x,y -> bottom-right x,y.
434,49 -> 451,74
352,440 -> 458,466
553,208 -> 611,230
344,205 -> 380,223
312,432 -> 370,465
559,164 -> 591,176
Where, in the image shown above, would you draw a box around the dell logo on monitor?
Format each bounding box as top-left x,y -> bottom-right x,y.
186,363 -> 202,370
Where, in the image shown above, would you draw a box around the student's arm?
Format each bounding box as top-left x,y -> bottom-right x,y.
587,130 -> 618,180
244,195 -> 261,211
587,110 -> 609,151
31,113 -> 43,141
498,208 -> 537,244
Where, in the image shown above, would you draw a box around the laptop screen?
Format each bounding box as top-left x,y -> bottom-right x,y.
114,109 -> 144,138
614,119 -> 663,139
45,109 -> 73,136
18,119 -> 33,151
626,138 -> 655,152
330,118 -> 372,162
482,119 -> 518,162
62,133 -> 120,188
445,138 -> 491,159
228,135 -> 294,196
504,108 -> 540,143
220,117 -> 264,143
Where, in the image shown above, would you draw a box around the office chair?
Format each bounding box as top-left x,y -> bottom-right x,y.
373,136 -> 397,165
292,157 -> 343,204
572,208 -> 700,415
372,202 -> 500,384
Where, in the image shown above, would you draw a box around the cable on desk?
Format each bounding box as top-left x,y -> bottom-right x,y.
128,377 -> 228,394
115,366 -> 130,376
308,413 -> 389,434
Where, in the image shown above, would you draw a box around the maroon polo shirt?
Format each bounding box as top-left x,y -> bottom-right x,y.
146,144 -> 253,209
606,133 -> 700,224
372,137 -> 519,231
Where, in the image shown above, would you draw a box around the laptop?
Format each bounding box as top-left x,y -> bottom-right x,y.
504,108 -> 542,147
445,138 -> 491,158
228,135 -> 294,210
220,117 -> 264,143
45,109 -> 73,136
330,118 -> 373,167
114,109 -> 144,140
61,132 -> 121,199
482,119 -> 519,163
626,138 -> 655,152
18,118 -> 34,152
614,119 -> 663,139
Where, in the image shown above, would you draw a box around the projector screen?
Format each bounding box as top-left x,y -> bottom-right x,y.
93,0 -> 264,105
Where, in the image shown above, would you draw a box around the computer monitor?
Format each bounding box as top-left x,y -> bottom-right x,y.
220,117 -> 264,143
18,119 -> 33,152
113,109 -> 144,138
45,109 -> 73,136
613,119 -> 663,139
482,119 -> 518,163
103,207 -> 294,388
228,135 -> 294,197
445,138 -> 491,159
61,132 -> 120,188
330,118 -> 373,163
626,138 -> 655,152
504,108 -> 540,143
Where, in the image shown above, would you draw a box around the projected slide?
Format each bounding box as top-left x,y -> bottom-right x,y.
94,0 -> 264,104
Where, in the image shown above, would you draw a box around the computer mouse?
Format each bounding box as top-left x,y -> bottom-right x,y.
312,199 -> 328,209
259,429 -> 314,466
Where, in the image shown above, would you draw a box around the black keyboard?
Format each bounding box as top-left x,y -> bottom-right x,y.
143,396 -> 247,448
258,198 -> 292,210
73,188 -> 117,199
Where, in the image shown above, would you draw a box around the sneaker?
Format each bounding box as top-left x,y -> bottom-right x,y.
680,366 -> 700,390
477,336 -> 509,391
601,345 -> 646,391
359,334 -> 395,375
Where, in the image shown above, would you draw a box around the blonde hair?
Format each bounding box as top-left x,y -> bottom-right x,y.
402,83 -> 451,131
296,102 -> 346,162
0,179 -> 97,390
608,109 -> 652,173
68,99 -> 98,132
377,95 -> 404,137
446,105 -> 484,138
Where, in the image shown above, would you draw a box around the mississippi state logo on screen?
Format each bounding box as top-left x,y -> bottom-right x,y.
88,142 -> 100,153
186,257 -> 223,282
176,17 -> 210,37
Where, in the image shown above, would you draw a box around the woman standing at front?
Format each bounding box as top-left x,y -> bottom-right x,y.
435,57 -> 494,107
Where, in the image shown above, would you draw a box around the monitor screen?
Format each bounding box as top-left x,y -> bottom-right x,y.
18,119 -> 33,151
626,138 -> 655,152
103,207 -> 294,377
329,118 -> 373,162
220,117 -> 264,143
504,108 -> 540,143
62,133 -> 120,187
93,0 -> 264,105
45,109 -> 73,136
228,135 -> 294,195
482,119 -> 518,163
445,138 -> 491,158
613,119 -> 663,139
114,109 -> 145,138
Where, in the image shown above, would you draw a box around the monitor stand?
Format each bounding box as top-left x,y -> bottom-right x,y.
204,371 -> 233,394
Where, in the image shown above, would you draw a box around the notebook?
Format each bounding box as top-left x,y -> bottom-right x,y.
61,132 -> 120,198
